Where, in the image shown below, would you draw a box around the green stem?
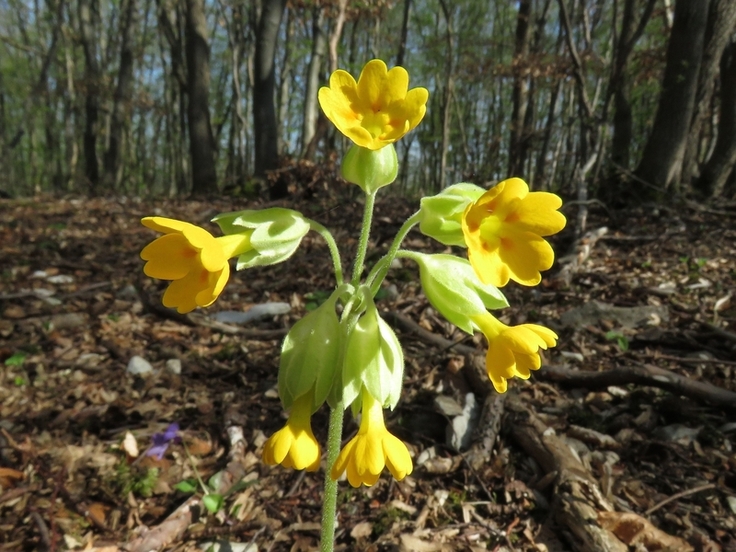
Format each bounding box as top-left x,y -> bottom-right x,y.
320,400 -> 345,552
320,191 -> 378,551
350,192 -> 377,287
366,211 -> 421,295
181,439 -> 209,495
310,221 -> 344,287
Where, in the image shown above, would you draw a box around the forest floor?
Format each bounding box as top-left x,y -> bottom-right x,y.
1,186 -> 735,552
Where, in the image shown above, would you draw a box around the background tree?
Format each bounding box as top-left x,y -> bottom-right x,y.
185,0 -> 217,195
633,0 -> 711,195
0,0 -> 734,204
253,0 -> 287,198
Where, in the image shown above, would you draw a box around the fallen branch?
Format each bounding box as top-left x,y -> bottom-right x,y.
536,363 -> 736,409
507,395 -> 628,552
507,397 -> 693,552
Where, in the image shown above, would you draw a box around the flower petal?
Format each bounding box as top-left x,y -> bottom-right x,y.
142,216 -> 190,234
162,267 -> 209,313
467,241 -> 511,287
383,433 -> 413,480
141,234 -> 196,280
195,265 -> 229,308
485,340 -> 516,393
357,59 -> 391,107
496,230 -> 555,285
513,192 -> 566,235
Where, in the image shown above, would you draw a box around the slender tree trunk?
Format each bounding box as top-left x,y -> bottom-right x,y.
185,0 -> 217,195
277,8 -> 292,155
396,0 -> 412,67
634,0 -> 710,194
437,0 -> 455,191
103,0 -> 137,191
534,79 -> 561,189
609,0 -> 657,170
695,40 -> 736,197
78,0 -> 101,193
301,5 -> 327,154
681,0 -> 736,186
508,0 -> 531,177
253,0 -> 286,197
328,0 -> 348,73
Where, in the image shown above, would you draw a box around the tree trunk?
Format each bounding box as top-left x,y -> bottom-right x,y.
78,0 -> 101,193
185,0 -> 217,195
437,0 -> 455,191
253,0 -> 286,197
328,0 -> 348,73
609,0 -> 657,170
103,0 -> 137,191
633,0 -> 710,195
695,40 -> 736,197
680,0 -> 736,186
396,0 -> 412,67
277,8 -> 292,156
508,0 -> 531,177
301,5 -> 327,155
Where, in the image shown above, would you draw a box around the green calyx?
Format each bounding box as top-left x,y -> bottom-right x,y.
341,287 -> 404,410
412,252 -> 508,334
418,183 -> 485,246
212,208 -> 311,269
278,285 -> 352,411
341,144 -> 398,194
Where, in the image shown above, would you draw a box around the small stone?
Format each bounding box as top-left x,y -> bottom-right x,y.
165,358 -> 182,375
127,355 -> 153,375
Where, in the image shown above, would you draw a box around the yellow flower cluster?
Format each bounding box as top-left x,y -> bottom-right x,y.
139,59 -> 568,495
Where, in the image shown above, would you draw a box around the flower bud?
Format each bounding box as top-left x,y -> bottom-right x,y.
341,287 -> 404,410
341,144 -> 398,194
278,287 -> 347,410
212,208 -> 311,269
418,183 -> 485,246
413,253 -> 508,334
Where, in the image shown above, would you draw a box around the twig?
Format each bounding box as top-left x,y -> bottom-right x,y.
644,483 -> 716,516
636,352 -> 736,367
30,512 -> 51,552
536,363 -> 736,409
0,485 -> 34,505
700,322 -> 736,344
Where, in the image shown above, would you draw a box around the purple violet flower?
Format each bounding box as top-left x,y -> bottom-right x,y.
146,423 -> 181,460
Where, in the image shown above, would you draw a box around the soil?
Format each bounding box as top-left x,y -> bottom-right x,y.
1,190 -> 735,552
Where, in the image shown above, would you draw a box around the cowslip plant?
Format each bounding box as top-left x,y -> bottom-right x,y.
139,58 -> 566,551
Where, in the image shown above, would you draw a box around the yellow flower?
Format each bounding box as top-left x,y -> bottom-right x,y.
461,178 -> 566,287
318,59 -> 428,150
472,313 -> 557,394
140,217 -> 251,314
331,390 -> 412,487
263,393 -> 321,472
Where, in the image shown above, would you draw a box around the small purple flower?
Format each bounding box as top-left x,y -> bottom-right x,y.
146,423 -> 181,460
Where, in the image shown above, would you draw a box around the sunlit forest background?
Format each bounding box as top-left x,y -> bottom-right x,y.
1,0 -> 734,202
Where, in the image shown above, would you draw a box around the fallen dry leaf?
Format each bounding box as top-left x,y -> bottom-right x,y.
598,511 -> 694,551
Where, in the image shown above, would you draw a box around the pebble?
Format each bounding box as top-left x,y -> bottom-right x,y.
127,355 -> 154,375
165,358 -> 182,375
